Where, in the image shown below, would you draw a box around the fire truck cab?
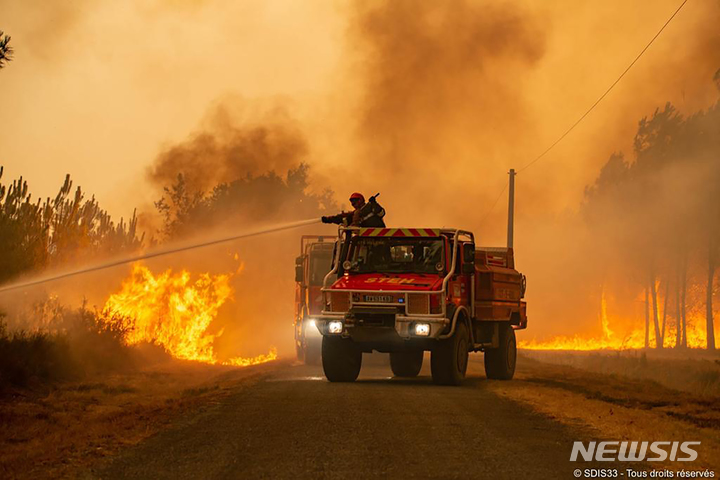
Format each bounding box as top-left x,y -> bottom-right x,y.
294,235 -> 336,364
316,227 -> 527,385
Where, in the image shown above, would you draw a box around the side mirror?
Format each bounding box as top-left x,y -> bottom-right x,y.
295,256 -> 304,283
462,243 -> 475,263
461,243 -> 475,274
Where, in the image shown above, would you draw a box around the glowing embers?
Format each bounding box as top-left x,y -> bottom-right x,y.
103,264 -> 276,366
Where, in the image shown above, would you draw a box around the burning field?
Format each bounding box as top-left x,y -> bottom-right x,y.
519,290 -> 711,351
102,264 -> 277,367
0,260 -> 282,478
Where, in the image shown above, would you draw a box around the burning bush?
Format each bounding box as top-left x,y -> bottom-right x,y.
102,264 -> 277,366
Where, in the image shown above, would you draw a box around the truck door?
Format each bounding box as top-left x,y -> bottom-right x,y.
448,242 -> 472,308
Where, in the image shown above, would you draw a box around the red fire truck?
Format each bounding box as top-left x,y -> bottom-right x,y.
294,235 -> 336,364
315,227 -> 527,385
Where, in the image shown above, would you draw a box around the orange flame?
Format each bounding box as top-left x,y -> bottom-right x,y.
103,264 -> 277,366
519,288 -> 711,351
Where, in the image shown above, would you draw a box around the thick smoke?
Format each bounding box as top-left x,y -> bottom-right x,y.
139,101 -> 337,358
337,0 -> 720,346
339,0 -> 546,229
148,102 -> 310,195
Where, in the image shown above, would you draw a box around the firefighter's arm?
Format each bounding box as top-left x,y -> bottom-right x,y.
370,201 -> 385,219
367,194 -> 385,217
321,212 -> 351,225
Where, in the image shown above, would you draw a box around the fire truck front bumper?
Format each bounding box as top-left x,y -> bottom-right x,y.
317,310 -> 450,345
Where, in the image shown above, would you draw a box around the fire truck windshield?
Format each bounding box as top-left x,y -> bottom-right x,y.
309,250 -> 333,286
347,237 -> 444,274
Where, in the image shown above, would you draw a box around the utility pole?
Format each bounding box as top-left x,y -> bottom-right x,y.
507,168 -> 516,249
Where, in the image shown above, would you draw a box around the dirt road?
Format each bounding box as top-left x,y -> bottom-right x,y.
85,357 -> 610,479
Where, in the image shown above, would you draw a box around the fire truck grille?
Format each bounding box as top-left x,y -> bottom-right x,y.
355,313 -> 395,327
407,294 -> 429,315
329,292 -> 349,312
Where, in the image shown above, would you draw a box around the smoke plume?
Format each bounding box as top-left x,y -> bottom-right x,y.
148,101 -> 310,195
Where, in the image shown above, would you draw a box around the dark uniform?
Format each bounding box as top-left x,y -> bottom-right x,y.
322,192 -> 386,228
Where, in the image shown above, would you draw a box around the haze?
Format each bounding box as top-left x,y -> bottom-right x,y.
1,0 -> 718,345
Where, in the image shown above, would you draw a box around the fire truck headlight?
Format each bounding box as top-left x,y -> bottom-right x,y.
414,323 -> 431,336
306,319 -> 321,336
328,320 -> 343,334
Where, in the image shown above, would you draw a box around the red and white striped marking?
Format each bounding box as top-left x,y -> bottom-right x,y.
358,228 -> 441,237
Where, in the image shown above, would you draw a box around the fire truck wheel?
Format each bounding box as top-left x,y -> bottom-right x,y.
322,336 -> 362,382
430,321 -> 469,386
389,351 -> 423,377
484,323 -> 517,380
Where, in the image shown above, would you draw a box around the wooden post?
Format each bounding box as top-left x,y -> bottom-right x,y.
507,169 -> 515,249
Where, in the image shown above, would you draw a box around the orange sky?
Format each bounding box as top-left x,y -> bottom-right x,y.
1,1 -> 718,236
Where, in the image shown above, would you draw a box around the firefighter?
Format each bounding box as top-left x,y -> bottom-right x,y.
321,192 -> 386,227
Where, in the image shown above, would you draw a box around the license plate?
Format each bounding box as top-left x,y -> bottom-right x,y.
363,295 -> 394,303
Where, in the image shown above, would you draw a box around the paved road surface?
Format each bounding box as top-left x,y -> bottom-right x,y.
87,356 -> 599,479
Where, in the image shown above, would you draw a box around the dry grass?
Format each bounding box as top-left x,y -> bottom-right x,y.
476,354 -> 720,471
0,306 -> 133,392
0,359 -> 283,479
521,349 -> 720,396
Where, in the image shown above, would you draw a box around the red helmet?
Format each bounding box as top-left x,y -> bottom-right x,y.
349,192 -> 365,203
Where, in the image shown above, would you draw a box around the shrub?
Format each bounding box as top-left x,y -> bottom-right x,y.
0,302 -> 135,392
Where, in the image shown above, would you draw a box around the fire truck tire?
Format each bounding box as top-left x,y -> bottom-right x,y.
322,336 -> 362,382
431,321 -> 469,386
484,323 -> 517,380
389,351 -> 423,377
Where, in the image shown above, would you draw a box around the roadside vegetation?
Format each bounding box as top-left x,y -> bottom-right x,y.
0,302 -> 133,392
523,350 -> 720,397
0,168 -> 143,285
485,356 -> 720,472
0,166 -> 143,393
0,353 -> 276,479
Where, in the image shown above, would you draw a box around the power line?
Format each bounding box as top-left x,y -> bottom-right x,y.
479,180 -> 508,224
481,0 -> 689,221
516,0 -> 689,174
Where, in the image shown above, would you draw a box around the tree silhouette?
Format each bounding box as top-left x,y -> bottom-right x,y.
0,31 -> 12,69
154,163 -> 336,241
583,95 -> 720,350
0,168 -> 143,284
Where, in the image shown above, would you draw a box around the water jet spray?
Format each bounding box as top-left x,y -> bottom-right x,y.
0,218 -> 321,294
